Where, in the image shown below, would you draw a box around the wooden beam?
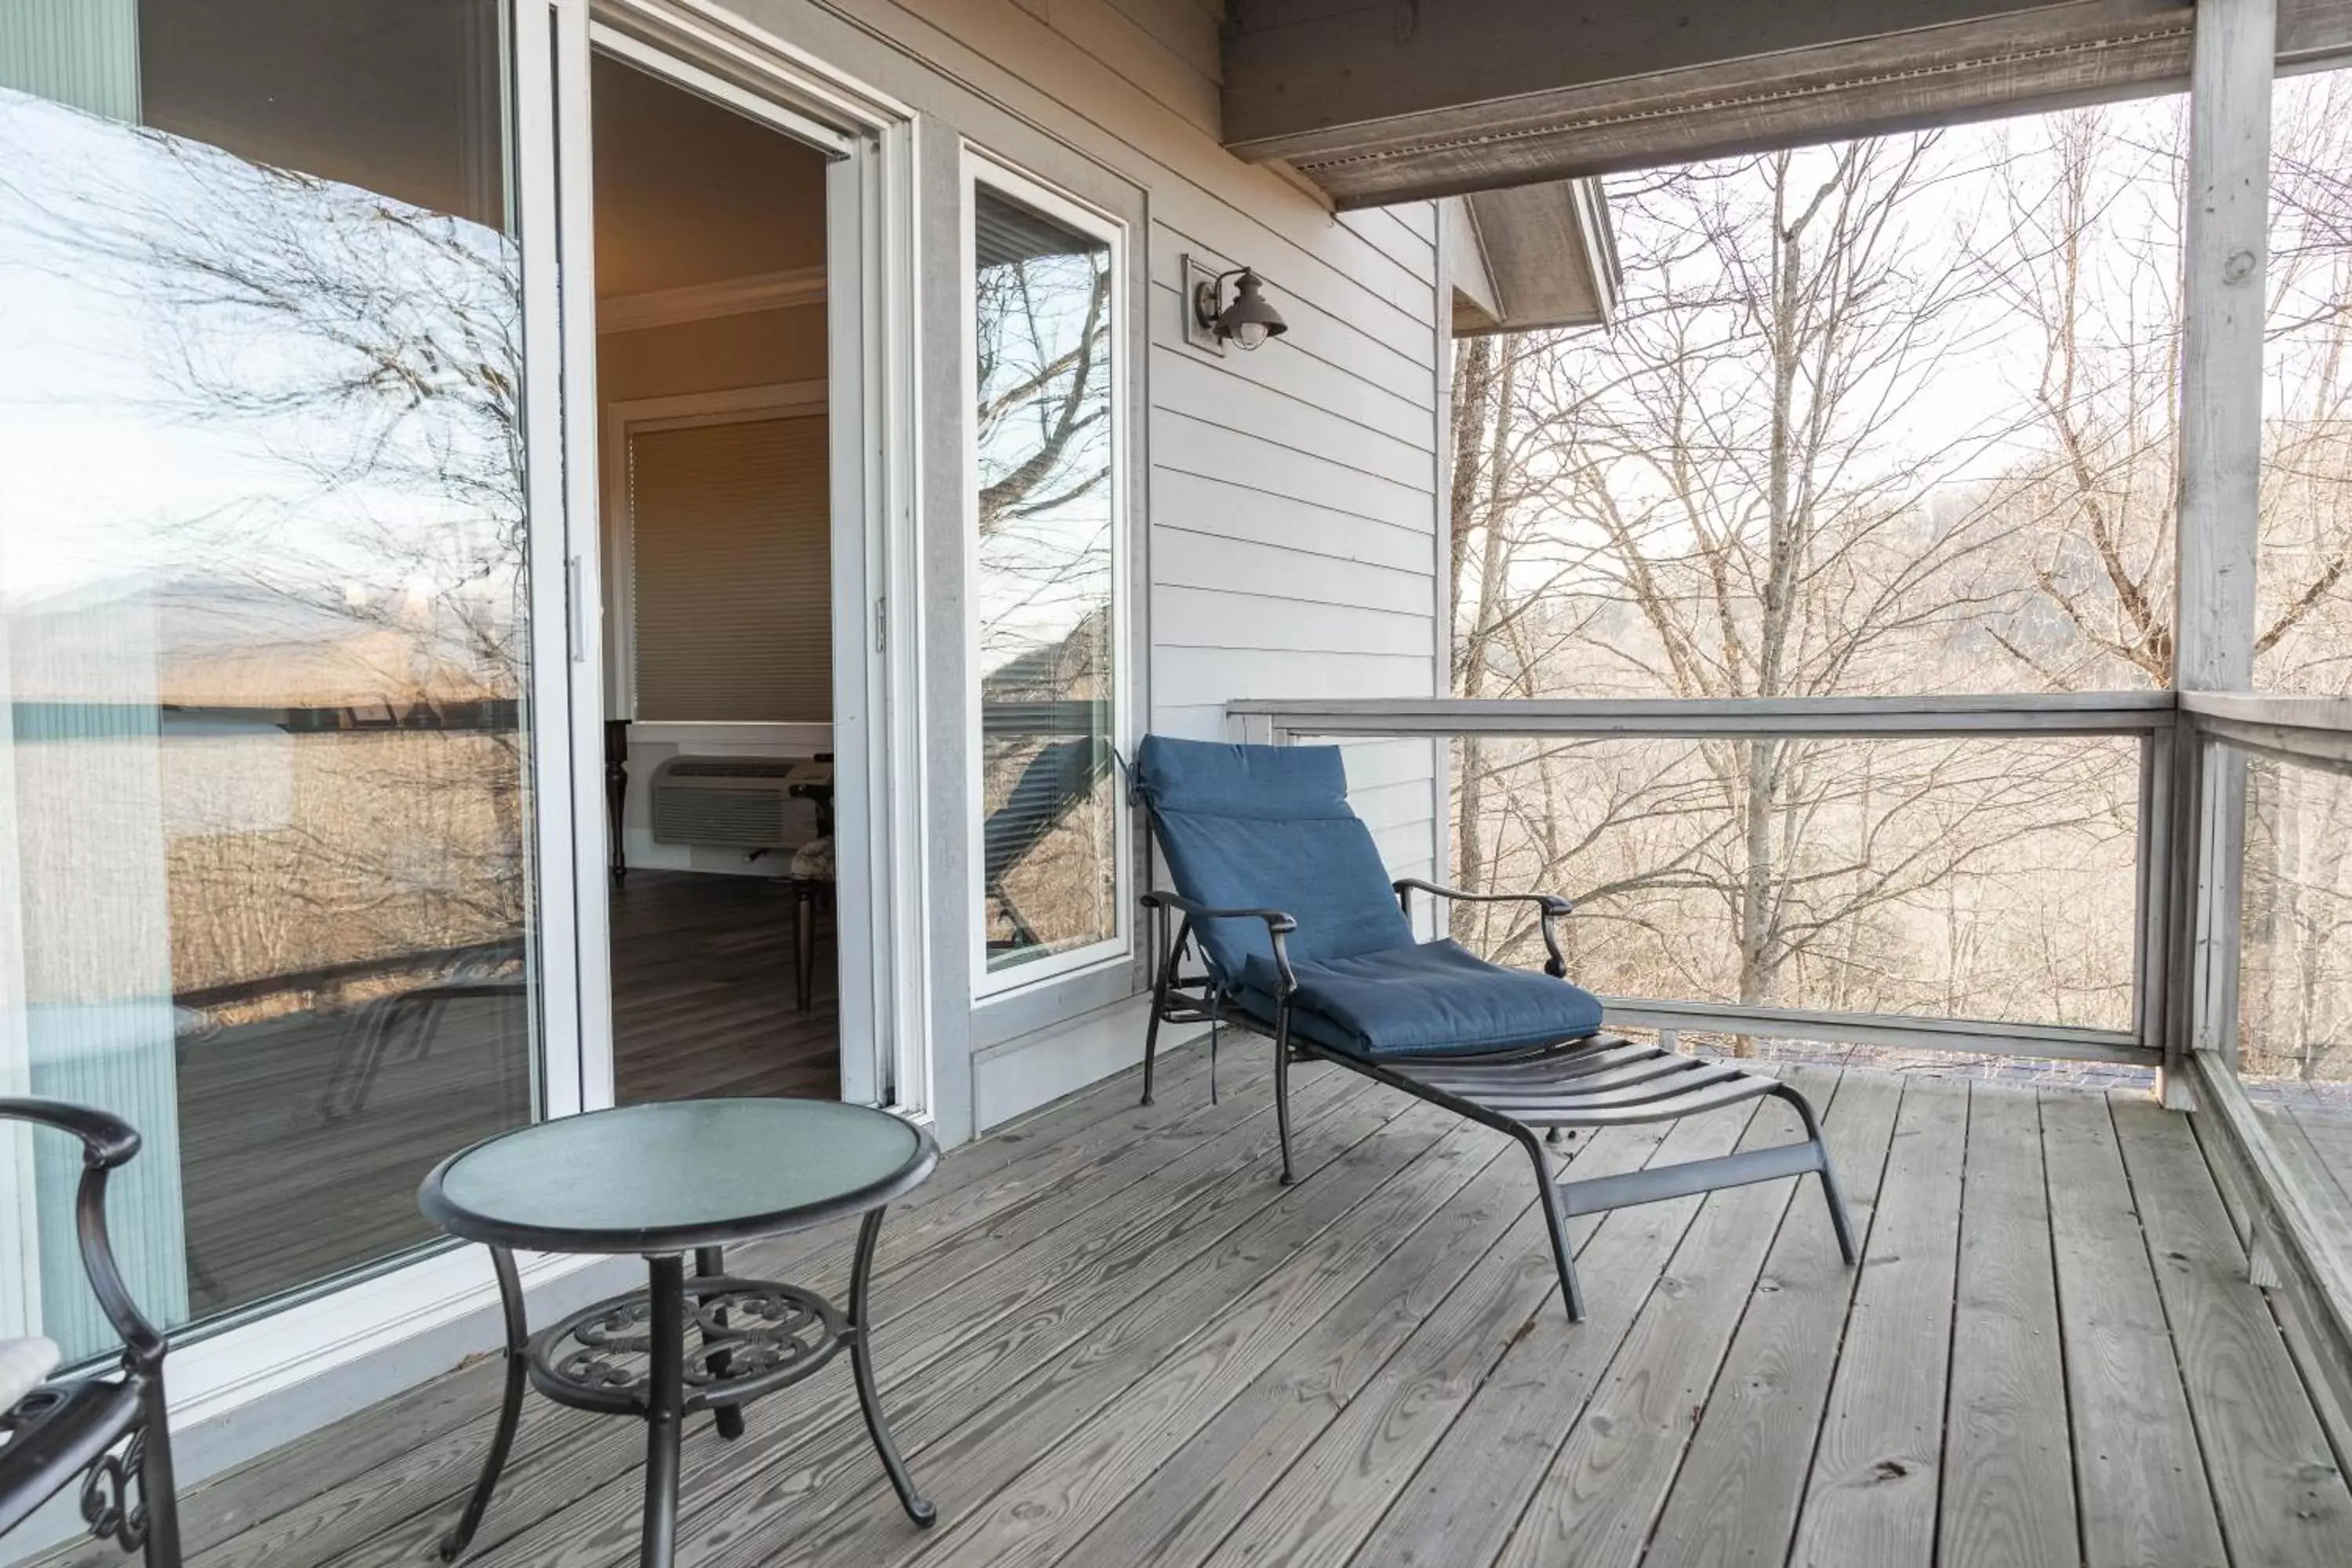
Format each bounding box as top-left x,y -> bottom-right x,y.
1454,178 -> 1618,334
2176,0 -> 2274,694
1222,0 -> 2352,207
2169,0 -> 2274,1094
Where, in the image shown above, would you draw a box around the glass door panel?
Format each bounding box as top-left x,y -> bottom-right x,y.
2234,750 -> 2352,1239
0,0 -> 543,1359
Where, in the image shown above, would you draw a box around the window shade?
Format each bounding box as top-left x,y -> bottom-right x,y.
630,413 -> 832,723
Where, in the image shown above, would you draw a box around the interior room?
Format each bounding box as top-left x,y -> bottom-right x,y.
590,53 -> 840,1105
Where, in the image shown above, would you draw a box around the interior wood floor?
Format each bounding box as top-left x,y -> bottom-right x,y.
610,869 -> 839,1105
80,1035 -> 2352,1568
175,869 -> 833,1320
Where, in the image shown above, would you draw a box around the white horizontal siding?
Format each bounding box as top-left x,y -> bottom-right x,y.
1155,585 -> 1431,658
1145,326 -> 1432,448
1152,470 -> 1432,574
1155,649 -> 1435,711
1151,409 -> 1431,532
789,0 -> 1444,1123
1149,346 -> 1436,484
1152,528 -> 1435,616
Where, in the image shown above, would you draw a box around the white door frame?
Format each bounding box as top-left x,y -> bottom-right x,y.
111,0 -> 932,1451
561,0 -> 931,1120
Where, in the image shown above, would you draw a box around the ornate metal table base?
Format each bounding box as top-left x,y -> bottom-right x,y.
438,1210 -> 933,1568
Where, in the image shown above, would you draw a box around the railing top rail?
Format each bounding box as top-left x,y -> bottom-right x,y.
1227,691 -> 2176,739
2178,689 -> 2352,731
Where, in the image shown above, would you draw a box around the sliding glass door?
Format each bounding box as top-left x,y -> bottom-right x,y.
0,0 -> 551,1359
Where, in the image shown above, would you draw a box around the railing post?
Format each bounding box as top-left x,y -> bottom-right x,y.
2166,0 -> 2273,1108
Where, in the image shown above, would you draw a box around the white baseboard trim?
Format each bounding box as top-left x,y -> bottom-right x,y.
972,995 -> 1206,1131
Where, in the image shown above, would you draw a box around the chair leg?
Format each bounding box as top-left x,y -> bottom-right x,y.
1774,1082 -> 1857,1265
793,887 -> 815,1016
137,1372 -> 180,1568
1207,1003 -> 1223,1107
1272,1000 -> 1296,1186
1139,991 -> 1165,1108
1520,1131 -> 1584,1323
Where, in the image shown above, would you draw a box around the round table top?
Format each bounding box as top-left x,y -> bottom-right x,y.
418,1098 -> 937,1254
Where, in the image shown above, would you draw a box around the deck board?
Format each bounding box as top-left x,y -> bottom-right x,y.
1936,1083 -> 2078,1568
2111,1094 -> 2352,1566
2043,1090 -> 2230,1566
49,1049 -> 2352,1568
1343,1097 -> 1767,1568
1497,1067 -> 1847,1568
1787,1075 -> 1969,1568
1635,1069 -> 1904,1568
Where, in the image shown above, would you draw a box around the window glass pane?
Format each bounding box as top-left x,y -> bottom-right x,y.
2236,752 -> 2352,1239
971,184 -> 1119,975
1,0 -> 535,1359
2256,64 -> 2352,692
1448,733 -> 2140,1032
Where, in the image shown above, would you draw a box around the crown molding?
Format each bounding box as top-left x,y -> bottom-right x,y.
597,265 -> 826,334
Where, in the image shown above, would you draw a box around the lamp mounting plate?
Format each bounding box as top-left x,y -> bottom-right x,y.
1181,253 -> 1226,357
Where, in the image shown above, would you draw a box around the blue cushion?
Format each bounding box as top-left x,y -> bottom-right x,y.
1234,938 -> 1604,1058
1135,736 -> 1414,982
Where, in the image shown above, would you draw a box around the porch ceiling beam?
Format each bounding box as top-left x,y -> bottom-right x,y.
1221,0 -> 2352,207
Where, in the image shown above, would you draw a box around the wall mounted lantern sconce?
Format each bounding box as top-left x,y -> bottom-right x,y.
1183,255 -> 1288,355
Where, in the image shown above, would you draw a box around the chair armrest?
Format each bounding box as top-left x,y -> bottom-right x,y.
1139,891 -> 1300,996
1392,878 -> 1573,916
1390,879 -> 1574,980
1140,890 -> 1299,933
0,1098 -> 140,1167
0,1099 -> 165,1368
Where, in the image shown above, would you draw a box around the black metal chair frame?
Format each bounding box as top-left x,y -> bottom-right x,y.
0,1099 -> 182,1566
1135,878 -> 1857,1323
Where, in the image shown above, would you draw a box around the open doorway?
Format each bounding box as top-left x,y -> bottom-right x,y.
590,51 -> 840,1105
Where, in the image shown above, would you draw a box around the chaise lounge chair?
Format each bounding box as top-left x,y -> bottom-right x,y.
1131,735 -> 1856,1322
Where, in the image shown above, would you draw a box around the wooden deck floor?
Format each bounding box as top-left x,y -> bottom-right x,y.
68,1040 -> 2352,1568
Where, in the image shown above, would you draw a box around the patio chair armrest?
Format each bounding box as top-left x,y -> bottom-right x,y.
1140,890 -> 1299,932
0,1098 -> 140,1167
1390,879 -> 1575,980
0,1098 -> 166,1368
1139,891 -> 1301,996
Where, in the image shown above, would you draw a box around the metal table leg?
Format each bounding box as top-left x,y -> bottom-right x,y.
641,1254 -> 685,1568
847,1208 -> 935,1526
695,1247 -> 745,1440
439,1247 -> 528,1561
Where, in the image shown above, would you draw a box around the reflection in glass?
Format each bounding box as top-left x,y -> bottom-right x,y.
0,0 -> 535,1360
2238,754 -> 2352,1230
971,186 -> 1118,973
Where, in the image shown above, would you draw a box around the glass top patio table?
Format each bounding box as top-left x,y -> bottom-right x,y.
418,1098 -> 937,1254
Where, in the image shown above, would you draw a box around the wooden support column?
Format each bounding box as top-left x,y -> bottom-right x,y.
2167,0 -> 2274,1105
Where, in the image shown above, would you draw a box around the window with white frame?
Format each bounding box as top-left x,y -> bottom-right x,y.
965,159 -> 1127,992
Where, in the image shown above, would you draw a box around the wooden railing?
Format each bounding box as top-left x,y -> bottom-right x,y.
1228,693 -> 2176,1069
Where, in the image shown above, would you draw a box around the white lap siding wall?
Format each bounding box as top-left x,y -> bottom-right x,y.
709,0 -> 1449,1127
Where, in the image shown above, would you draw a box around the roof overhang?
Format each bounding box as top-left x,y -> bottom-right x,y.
1445,179 -> 1621,336
1224,0 -> 2352,208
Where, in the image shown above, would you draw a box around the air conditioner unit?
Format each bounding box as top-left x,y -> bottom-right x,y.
648,756 -> 814,851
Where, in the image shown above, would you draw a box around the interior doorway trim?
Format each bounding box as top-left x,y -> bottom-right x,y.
559,0 -> 933,1123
